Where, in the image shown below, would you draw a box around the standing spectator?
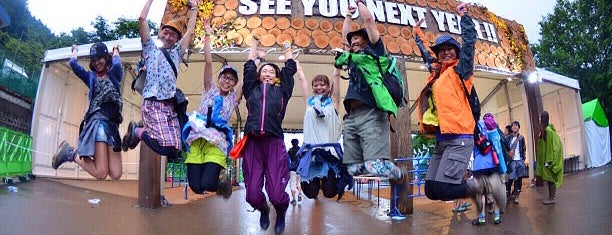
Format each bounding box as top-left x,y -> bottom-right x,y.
287,139 -> 303,204
536,111 -> 564,204
241,36 -> 296,234
335,0 -> 402,182
182,19 -> 241,199
121,0 -> 199,159
506,121 -> 527,203
416,2 -> 479,201
52,43 -> 124,181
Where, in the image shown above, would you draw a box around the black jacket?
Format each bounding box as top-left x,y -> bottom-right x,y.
242,59 -> 297,138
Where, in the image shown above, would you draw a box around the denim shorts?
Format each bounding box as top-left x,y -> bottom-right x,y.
95,121 -> 114,146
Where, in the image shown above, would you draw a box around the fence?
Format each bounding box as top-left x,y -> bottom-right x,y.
0,126 -> 33,184
0,46 -> 40,100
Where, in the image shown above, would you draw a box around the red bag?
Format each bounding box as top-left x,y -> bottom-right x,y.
229,135 -> 249,160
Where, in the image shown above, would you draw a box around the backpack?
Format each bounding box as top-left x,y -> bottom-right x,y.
460,79 -> 481,123
373,55 -> 407,108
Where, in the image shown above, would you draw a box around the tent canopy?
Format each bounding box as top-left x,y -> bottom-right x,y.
582,98 -> 608,127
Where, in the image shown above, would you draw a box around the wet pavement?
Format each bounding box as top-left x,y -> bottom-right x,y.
1,164 -> 611,235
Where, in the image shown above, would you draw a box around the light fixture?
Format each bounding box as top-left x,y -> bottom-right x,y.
527,72 -> 539,83
419,65 -> 426,70
507,77 -> 513,81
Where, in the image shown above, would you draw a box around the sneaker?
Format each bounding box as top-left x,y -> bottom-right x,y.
52,141 -> 75,169
297,194 -> 302,202
452,205 -> 467,212
347,163 -> 367,176
472,217 -> 485,226
216,170 -> 232,199
542,198 -> 556,205
290,200 -> 297,205
513,195 -> 520,204
121,121 -> 141,151
494,217 -> 502,225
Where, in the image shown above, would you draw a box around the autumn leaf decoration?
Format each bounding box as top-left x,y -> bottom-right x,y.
484,8 -> 528,72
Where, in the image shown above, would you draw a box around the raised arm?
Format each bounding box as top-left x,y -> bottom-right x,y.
413,18 -> 436,67
203,19 -> 213,91
247,35 -> 260,61
180,0 -> 200,58
138,0 -> 154,43
109,45 -> 123,82
296,55 -> 310,104
342,6 -> 357,47
332,68 -> 341,109
355,0 -> 380,44
454,3 -> 476,80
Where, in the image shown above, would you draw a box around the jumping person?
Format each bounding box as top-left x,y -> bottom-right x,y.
241,36 -> 296,234
296,55 -> 353,201
416,2 -> 480,201
335,0 -> 402,182
121,0 -> 200,159
470,113 -> 507,225
52,43 -> 124,181
182,19 -> 241,199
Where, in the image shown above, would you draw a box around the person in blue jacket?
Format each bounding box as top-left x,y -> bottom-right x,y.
52,42 -> 124,180
470,113 -> 507,225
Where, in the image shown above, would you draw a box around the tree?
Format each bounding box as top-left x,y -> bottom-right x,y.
532,0 -> 612,121
92,16 -> 117,42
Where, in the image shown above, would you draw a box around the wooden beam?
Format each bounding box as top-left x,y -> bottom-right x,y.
138,144 -> 161,208
523,75 -> 544,186
390,57 -> 413,215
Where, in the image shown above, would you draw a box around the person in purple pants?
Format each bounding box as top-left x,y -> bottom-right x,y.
241,36 -> 296,234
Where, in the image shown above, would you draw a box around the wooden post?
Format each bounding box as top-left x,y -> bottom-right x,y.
138,144 -> 161,208
390,57 -> 413,215
523,75 -> 544,186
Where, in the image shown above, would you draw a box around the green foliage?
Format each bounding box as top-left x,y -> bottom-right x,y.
532,0 -> 612,122
412,134 -> 435,155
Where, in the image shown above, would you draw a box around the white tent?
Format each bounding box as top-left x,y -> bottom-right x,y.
582,99 -> 611,168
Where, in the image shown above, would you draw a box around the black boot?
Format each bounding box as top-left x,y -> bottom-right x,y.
274,208 -> 287,234
259,205 -> 270,230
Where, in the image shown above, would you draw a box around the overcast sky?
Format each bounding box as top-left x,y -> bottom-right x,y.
27,0 -> 557,43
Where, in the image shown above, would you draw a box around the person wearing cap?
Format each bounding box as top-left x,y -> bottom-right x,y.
295,55 -> 352,202
121,0 -> 199,159
536,111 -> 564,204
415,3 -> 480,201
51,42 -> 124,180
505,120 -> 527,204
337,0 -> 403,183
181,19 -> 241,199
240,35 -> 296,234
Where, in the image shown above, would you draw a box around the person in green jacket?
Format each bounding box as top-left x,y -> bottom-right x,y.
536,111 -> 564,204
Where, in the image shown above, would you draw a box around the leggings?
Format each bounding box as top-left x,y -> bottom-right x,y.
187,163 -> 222,194
425,180 -> 468,201
142,132 -> 180,159
506,178 -> 523,194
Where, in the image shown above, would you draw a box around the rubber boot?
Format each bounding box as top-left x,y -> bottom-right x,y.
543,182 -> 556,204
274,208 -> 287,234
259,205 -> 270,230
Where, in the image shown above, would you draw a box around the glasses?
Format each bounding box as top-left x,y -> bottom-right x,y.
219,75 -> 236,82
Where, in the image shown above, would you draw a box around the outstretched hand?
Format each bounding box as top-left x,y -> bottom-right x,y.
456,2 -> 468,16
